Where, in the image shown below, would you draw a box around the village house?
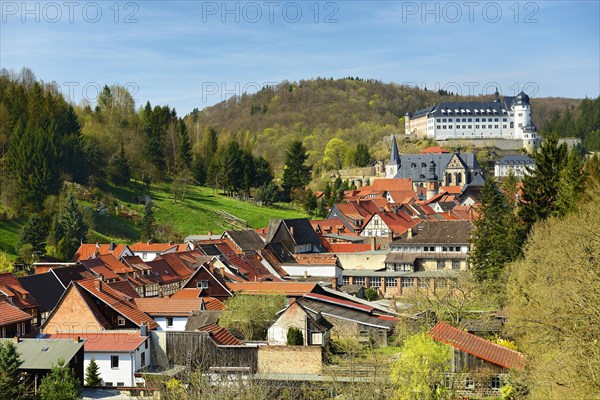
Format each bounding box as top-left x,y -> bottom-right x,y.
129,242 -> 181,261
0,298 -> 35,338
267,301 -> 333,346
17,271 -> 65,326
42,329 -> 150,388
71,243 -> 134,262
0,272 -> 41,328
180,263 -> 233,302
133,298 -> 204,331
494,155 -> 534,178
42,278 -> 158,334
265,218 -> 325,254
430,322 -> 525,397
1,337 -> 85,393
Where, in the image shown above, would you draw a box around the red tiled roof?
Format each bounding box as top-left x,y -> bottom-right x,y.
71,243 -> 129,262
129,243 -> 179,252
146,259 -> 183,284
121,256 -> 153,271
367,178 -> 413,192
134,298 -> 203,316
304,293 -> 374,313
330,243 -> 374,253
198,323 -> 241,346
95,254 -> 134,274
0,273 -> 40,310
76,279 -> 158,329
0,298 -> 33,326
88,265 -> 120,281
169,290 -> 225,311
420,146 -> 450,154
107,281 -> 141,299
226,282 -> 317,296
156,253 -> 194,280
429,322 -> 525,370
44,332 -> 147,352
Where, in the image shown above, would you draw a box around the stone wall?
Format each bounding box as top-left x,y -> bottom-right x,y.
257,346 -> 322,375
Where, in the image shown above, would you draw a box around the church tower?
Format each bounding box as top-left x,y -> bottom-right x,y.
426,159 -> 439,201
386,134 -> 400,178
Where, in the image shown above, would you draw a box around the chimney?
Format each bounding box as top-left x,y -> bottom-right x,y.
13,336 -> 20,343
371,237 -> 376,251
331,277 -> 338,290
208,230 -> 212,236
290,226 -> 294,236
407,228 -> 413,238
110,242 -> 116,251
140,323 -> 148,337
389,295 -> 397,312
96,279 -> 102,292
75,336 -> 81,343
303,270 -> 308,279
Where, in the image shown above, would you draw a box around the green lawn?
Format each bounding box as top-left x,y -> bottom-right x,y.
0,181 -> 308,259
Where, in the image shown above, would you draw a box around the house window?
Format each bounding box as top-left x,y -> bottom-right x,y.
145,339 -> 148,349
465,376 -> 475,389
196,280 -> 209,289
354,277 -> 365,286
16,323 -> 20,336
452,260 -> 461,270
141,352 -> 146,368
166,317 -> 174,328
117,382 -> 125,387
437,260 -> 445,270
111,355 -> 119,369
105,382 -> 113,387
21,323 -> 25,335
418,278 -> 429,289
491,376 -> 502,389
385,278 -> 397,287
141,253 -> 147,260
117,316 -> 126,326
342,277 -> 350,286
369,278 -> 381,287
1,327 -> 5,338
401,278 -> 413,288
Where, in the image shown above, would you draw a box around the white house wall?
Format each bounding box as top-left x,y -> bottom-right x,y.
84,341 -> 149,387
153,316 -> 188,331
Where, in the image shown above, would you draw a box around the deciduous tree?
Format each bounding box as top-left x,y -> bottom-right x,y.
219,294 -> 286,340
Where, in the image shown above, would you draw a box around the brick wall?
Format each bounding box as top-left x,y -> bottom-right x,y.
257,346 -> 322,375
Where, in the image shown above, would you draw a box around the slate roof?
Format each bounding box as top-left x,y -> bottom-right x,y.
430,322 -> 525,370
1,338 -> 83,370
387,134 -> 400,165
43,332 -> 146,352
225,230 -> 265,252
297,296 -> 397,330
409,94 -> 529,120
0,298 -> 33,326
266,218 -> 323,249
185,311 -> 222,331
392,220 -> 473,245
264,242 -> 296,264
50,265 -> 92,288
393,153 -> 480,182
17,272 -> 64,313
197,323 -> 242,346
496,155 -> 534,166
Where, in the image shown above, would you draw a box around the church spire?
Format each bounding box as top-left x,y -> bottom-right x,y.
388,134 -> 400,166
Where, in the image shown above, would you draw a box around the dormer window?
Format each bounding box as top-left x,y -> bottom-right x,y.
196,281 -> 209,289
117,316 -> 126,326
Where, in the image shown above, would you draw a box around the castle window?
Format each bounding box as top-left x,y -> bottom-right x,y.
503,125 -> 507,129
518,112 -> 523,116
510,122 -> 514,128
488,125 -> 493,129
468,125 -> 472,129
475,125 -> 479,129
475,118 -> 479,122
495,125 -> 499,129
421,163 -> 427,168
518,123 -> 522,127
467,118 -> 472,122
494,118 -> 499,122
503,118 -> 507,122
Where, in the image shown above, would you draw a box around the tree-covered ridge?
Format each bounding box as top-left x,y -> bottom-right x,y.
540,96 -> 600,150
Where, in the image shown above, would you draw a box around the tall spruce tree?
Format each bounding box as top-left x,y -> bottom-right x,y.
353,142 -> 371,167
176,118 -> 192,171
554,147 -> 585,216
282,140 -> 311,199
470,178 -> 521,284
19,213 -> 48,256
141,200 -> 156,242
55,194 -> 89,261
108,144 -> 132,185
519,134 -> 568,230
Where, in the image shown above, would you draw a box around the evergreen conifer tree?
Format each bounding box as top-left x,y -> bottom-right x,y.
282,140 -> 311,199
38,358 -> 81,400
0,341 -> 26,400
85,358 -> 101,386
141,200 -> 156,242
56,194 -> 89,261
108,144 -> 132,185
554,147 -> 585,216
19,213 -> 48,256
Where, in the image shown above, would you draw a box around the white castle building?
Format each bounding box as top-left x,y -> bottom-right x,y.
405,90 -> 539,151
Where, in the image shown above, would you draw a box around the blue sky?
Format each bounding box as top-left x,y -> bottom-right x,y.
1,0 -> 599,114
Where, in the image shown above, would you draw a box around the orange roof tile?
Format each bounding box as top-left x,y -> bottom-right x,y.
420,146 -> 450,154
129,243 -> 179,252
367,178 -> 413,192
44,332 -> 147,352
330,243 -> 374,253
429,322 -> 525,370
71,243 -> 129,262
294,254 -> 337,265
0,298 -> 33,326
134,298 -> 203,316
96,254 -> 134,274
107,281 -> 141,299
156,253 -> 194,280
76,279 -> 158,329
226,282 -> 317,296
198,323 -> 241,346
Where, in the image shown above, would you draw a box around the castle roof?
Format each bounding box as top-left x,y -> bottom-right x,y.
387,134 -> 401,166
393,153 -> 480,182
409,93 -> 531,119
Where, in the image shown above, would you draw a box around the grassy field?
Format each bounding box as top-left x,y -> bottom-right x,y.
0,181 -> 307,259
